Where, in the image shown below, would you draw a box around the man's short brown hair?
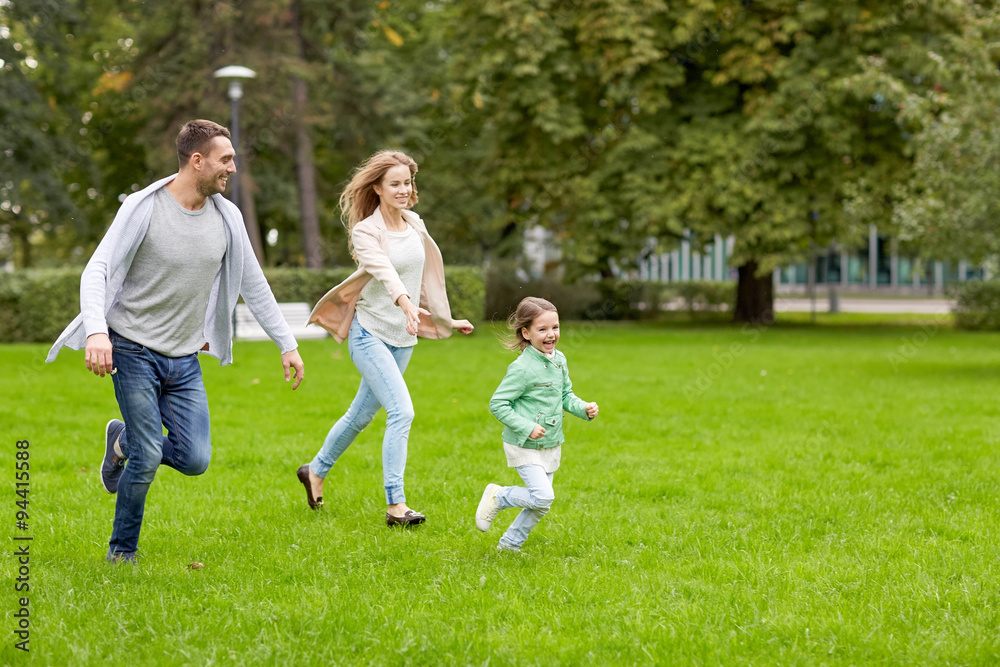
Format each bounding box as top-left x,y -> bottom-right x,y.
176,119 -> 231,168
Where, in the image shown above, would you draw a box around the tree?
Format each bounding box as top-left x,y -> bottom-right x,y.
7,0 -> 991,293
361,0 -> 514,265
872,5 -> 1000,263
603,1 -> 983,322
430,0 -> 987,322
290,0 -> 322,268
2,0 -> 386,268
0,0 -> 112,267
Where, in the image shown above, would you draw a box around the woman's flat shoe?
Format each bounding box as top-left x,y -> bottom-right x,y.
386,510 -> 425,527
296,465 -> 323,510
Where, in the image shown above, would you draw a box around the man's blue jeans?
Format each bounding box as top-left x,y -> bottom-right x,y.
108,331 -> 211,554
310,316 -> 414,505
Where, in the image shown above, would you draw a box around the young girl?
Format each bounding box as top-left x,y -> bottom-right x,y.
476,297 -> 599,552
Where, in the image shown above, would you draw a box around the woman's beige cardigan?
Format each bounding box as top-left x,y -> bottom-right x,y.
307,207 -> 453,343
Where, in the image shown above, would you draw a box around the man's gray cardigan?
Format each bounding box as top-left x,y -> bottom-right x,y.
46,174 -> 296,366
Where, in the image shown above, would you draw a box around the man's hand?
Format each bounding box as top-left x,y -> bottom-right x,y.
529,424 -> 546,440
282,349 -> 305,390
451,319 -> 475,335
585,402 -> 599,419
85,333 -> 114,377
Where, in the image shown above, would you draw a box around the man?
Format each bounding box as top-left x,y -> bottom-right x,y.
47,119 -> 305,564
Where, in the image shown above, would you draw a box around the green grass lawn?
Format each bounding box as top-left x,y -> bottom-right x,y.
3,320 -> 1000,665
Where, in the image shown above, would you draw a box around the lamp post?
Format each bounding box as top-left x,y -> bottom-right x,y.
212,66 -> 257,209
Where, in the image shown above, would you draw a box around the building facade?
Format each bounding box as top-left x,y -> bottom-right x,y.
631,226 -> 983,292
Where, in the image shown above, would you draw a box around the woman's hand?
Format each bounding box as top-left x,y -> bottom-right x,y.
529,424 -> 546,440
451,319 -> 475,335
585,402 -> 599,419
396,295 -> 429,336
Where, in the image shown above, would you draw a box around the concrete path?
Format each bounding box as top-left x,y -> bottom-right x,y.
774,298 -> 954,314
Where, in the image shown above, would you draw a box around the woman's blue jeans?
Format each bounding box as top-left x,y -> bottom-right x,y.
108,331 -> 212,555
310,317 -> 414,505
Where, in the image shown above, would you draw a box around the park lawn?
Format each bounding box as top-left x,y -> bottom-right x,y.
775,311 -> 954,326
3,321 -> 1000,665
657,310 -> 954,327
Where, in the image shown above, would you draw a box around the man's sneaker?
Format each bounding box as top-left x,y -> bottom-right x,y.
475,483 -> 502,532
101,419 -> 127,494
106,547 -> 137,564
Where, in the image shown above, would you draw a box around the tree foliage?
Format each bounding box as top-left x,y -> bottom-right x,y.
2,0 -> 996,319
881,5 -> 1000,263
437,0 -> 991,319
0,0 -> 113,266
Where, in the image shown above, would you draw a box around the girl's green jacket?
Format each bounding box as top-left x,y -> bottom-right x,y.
489,345 -> 591,450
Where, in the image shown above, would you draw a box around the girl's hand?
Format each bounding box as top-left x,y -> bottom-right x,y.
529,424 -> 546,440
585,402 -> 599,419
451,319 -> 475,335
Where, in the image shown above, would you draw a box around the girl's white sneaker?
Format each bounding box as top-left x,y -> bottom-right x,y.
475,483 -> 501,531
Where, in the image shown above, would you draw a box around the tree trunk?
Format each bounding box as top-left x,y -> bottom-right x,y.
238,163 -> 265,266
733,260 -> 775,324
16,229 -> 31,268
291,0 -> 323,269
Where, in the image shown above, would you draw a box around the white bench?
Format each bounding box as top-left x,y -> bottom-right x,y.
234,302 -> 329,342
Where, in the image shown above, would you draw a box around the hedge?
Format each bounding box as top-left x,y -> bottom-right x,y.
0,266 -> 486,344
486,272 -> 671,321
951,279 -> 1000,330
440,266 -> 486,323
0,269 -> 85,345
0,265 -> 729,343
670,281 -> 737,315
485,265 -> 733,321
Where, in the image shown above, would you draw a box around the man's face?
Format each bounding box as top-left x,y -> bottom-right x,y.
195,136 -> 236,197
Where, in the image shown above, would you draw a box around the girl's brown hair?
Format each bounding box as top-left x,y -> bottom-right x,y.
339,150 -> 419,261
504,297 -> 558,351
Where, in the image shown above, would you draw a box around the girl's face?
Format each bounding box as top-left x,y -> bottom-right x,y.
374,164 -> 413,213
522,310 -> 559,354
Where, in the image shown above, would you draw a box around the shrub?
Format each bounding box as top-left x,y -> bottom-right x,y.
951,279 -> 1000,330
262,268 -> 355,305
485,265 -> 600,321
484,263 -> 667,321
592,279 -> 667,320
0,269 -> 83,344
669,281 -> 736,315
444,266 -> 486,321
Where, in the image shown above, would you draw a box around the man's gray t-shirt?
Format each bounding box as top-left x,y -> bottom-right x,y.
106,188 -> 227,357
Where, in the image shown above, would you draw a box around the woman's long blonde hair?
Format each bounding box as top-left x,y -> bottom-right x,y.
339,150 -> 419,261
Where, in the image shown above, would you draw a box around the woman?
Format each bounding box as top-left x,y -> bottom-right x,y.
299,150 -> 474,526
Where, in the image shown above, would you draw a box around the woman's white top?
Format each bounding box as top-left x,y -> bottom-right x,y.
355,225 -> 425,347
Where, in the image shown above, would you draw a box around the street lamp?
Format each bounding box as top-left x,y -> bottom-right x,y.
212,65 -> 257,209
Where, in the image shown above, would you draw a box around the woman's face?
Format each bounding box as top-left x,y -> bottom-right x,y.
374,164 -> 413,213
